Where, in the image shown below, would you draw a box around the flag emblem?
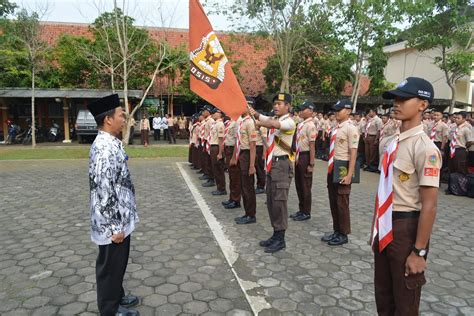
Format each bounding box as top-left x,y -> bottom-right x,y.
190,31 -> 228,89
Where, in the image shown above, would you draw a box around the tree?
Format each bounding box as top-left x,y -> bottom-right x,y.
406,1 -> 473,113
0,0 -> 16,18
208,0 -> 309,93
9,7 -> 48,147
334,1 -> 403,110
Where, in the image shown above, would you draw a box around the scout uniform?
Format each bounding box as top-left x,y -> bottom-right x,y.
209,109 -> 227,194
255,123 -> 267,193
258,93 -> 296,253
373,77 -> 441,316
379,118 -> 399,165
429,119 -> 449,151
322,100 -> 359,246
235,111 -> 258,224
190,116 -> 201,170
87,94 -> 140,316
293,101 -> 317,221
364,114 -> 383,170
222,118 -> 241,209
200,106 -> 216,186
448,120 -> 472,175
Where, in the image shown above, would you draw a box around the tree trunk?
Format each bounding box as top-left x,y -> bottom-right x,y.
31,66 -> 36,148
280,62 -> 290,93
448,82 -> 456,114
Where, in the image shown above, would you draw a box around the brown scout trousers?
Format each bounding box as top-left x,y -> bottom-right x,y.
266,157 -> 293,231
238,150 -> 256,216
256,146 -> 266,189
365,135 -> 378,167
448,148 -> 468,174
210,145 -> 226,192
374,216 -> 426,316
225,146 -> 241,202
192,145 -> 201,169
294,152 -> 313,214
201,144 -> 214,179
188,145 -> 192,163
326,172 -> 351,235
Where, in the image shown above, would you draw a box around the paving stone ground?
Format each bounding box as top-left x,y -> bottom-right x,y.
0,158 -> 473,315
0,158 -> 251,316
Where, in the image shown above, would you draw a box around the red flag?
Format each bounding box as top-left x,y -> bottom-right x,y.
189,0 -> 247,120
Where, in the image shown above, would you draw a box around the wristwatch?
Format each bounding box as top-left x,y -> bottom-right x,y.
412,245 -> 428,257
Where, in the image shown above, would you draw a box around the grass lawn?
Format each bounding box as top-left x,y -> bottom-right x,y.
0,145 -> 188,160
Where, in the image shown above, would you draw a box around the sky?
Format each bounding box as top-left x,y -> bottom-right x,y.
12,0 -> 234,30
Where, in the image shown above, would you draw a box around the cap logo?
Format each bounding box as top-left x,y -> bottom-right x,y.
278,94 -> 285,101
397,80 -> 408,88
418,90 -> 431,98
336,101 -> 341,105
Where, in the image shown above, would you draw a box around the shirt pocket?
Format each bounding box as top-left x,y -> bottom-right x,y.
394,158 -> 416,175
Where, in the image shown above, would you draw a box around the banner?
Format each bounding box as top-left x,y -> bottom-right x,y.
189,0 -> 247,120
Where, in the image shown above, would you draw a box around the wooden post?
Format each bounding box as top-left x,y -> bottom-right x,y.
0,102 -> 8,142
62,99 -> 71,143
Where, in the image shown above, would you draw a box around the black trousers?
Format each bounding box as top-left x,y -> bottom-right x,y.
154,129 -> 161,140
96,235 -> 130,316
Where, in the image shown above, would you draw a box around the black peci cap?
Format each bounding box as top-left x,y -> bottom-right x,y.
382,77 -> 434,103
332,99 -> 353,111
87,94 -> 121,117
272,93 -> 292,104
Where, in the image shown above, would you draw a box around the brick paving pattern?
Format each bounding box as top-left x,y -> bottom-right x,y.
0,158 -> 473,315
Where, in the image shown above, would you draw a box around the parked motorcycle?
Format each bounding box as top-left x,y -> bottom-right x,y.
48,122 -> 61,142
5,120 -> 20,145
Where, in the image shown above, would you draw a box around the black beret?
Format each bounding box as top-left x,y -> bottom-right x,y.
87,94 -> 120,117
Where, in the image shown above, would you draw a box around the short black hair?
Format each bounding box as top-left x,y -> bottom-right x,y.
366,108 -> 376,115
457,111 -> 467,119
381,113 -> 389,118
94,108 -> 116,127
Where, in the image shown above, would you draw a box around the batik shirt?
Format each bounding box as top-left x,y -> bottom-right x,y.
89,131 -> 139,245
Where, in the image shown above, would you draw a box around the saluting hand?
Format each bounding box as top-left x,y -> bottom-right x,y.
111,232 -> 125,244
405,252 -> 426,276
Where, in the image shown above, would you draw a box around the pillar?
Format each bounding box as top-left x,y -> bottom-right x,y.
1,104 -> 8,142
62,99 -> 71,143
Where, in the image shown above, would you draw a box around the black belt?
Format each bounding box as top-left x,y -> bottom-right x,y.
393,211 -> 420,220
299,151 -> 310,155
273,155 -> 289,162
211,144 -> 219,147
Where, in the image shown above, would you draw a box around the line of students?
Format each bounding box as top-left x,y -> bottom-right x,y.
187,76 -> 449,315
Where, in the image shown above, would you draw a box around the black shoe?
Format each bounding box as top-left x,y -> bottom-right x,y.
321,231 -> 338,242
264,239 -> 286,253
120,295 -> 139,308
196,169 -> 204,174
212,190 -> 227,196
235,216 -> 256,224
259,234 -> 276,247
116,305 -> 140,316
224,201 -> 241,209
222,199 -> 232,206
199,174 -> 210,180
293,213 -> 311,221
328,234 -> 348,246
289,211 -> 303,219
445,190 -> 453,195
202,180 -> 215,187
255,187 -> 265,194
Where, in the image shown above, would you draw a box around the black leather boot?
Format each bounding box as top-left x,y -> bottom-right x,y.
264,230 -> 286,253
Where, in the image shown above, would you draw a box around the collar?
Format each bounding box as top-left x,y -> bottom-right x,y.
302,117 -> 313,124
398,124 -> 424,142
279,114 -> 290,121
457,122 -> 466,129
337,119 -> 349,128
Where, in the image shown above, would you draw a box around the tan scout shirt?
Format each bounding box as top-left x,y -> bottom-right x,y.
178,118 -> 186,129
452,122 -> 473,149
210,119 -> 225,145
380,119 -> 398,140
140,118 -> 150,131
297,118 -> 317,152
429,120 -> 449,142
273,114 -> 296,156
319,119 -> 329,133
334,120 -> 359,161
256,126 -> 268,146
224,120 -> 237,147
422,119 -> 432,136
383,124 -> 442,212
203,117 -> 215,140
358,118 -> 367,136
366,116 -> 383,136
313,117 -> 320,131
191,122 -> 200,144
240,116 -> 258,150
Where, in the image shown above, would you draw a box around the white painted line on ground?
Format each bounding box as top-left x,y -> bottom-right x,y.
177,162 -> 270,315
